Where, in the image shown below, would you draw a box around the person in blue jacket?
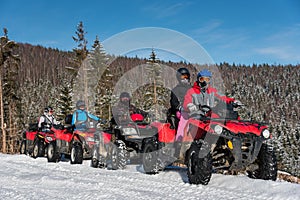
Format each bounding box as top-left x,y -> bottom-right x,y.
72,100 -> 101,131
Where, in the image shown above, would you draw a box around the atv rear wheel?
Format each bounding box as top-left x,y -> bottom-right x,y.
47,142 -> 58,162
187,141 -> 212,185
109,140 -> 127,170
248,144 -> 277,181
20,140 -> 27,154
70,143 -> 83,164
32,139 -> 44,158
142,142 -> 159,174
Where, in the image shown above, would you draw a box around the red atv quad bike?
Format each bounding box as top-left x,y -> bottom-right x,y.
105,113 -> 158,170
20,123 -> 38,156
90,128 -> 113,168
46,115 -> 104,164
142,102 -> 277,185
20,123 -> 58,159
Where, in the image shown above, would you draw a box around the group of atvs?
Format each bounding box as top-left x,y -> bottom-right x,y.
20,101 -> 278,185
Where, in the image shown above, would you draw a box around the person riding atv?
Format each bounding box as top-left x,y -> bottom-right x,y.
142,69 -> 277,185
107,92 -> 155,169
112,92 -> 148,126
179,69 -> 241,160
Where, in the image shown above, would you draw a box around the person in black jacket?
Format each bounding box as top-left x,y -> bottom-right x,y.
168,68 -> 191,161
112,92 -> 148,125
168,67 -> 191,130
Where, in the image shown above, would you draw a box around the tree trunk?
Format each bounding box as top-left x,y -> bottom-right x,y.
0,76 -> 6,153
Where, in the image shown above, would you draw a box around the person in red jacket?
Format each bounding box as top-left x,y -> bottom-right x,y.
183,69 -> 237,118
175,69 -> 240,162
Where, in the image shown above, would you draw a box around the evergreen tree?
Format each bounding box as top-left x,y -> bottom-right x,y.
56,78 -> 74,121
88,35 -> 109,114
140,49 -> 169,120
64,21 -> 89,113
0,28 -> 20,153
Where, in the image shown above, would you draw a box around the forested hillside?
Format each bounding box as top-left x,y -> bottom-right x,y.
0,40 -> 299,178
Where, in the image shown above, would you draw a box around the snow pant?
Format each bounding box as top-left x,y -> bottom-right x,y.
175,111 -> 189,142
174,111 -> 189,160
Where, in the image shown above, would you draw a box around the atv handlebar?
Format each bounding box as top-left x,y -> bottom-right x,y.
191,115 -> 269,126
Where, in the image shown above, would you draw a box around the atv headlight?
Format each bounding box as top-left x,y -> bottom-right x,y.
262,129 -> 270,139
213,125 -> 223,135
122,127 -> 137,135
46,136 -> 53,141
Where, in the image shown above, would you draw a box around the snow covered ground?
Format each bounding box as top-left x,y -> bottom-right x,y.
0,153 -> 299,200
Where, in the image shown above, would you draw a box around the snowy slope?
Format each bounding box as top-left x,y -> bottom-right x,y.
0,153 -> 299,200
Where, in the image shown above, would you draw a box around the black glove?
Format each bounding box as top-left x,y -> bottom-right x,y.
99,119 -> 107,124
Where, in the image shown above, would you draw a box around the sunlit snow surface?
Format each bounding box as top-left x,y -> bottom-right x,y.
0,154 -> 299,200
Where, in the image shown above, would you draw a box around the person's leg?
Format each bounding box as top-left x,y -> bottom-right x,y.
174,112 -> 189,161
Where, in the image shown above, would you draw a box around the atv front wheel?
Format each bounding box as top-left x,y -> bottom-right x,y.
142,142 -> 159,174
32,139 -> 45,158
47,142 -> 58,162
70,143 -> 83,164
20,140 -> 27,155
187,141 -> 212,185
248,144 -> 277,181
109,140 -> 127,170
91,146 -> 99,168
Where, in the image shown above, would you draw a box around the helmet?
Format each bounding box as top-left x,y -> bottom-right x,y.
120,92 -> 131,100
176,67 -> 190,82
76,100 -> 86,109
197,69 -> 212,79
120,92 -> 131,105
44,106 -> 53,113
197,69 -> 212,88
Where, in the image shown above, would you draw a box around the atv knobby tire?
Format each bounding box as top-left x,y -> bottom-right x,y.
248,144 -> 277,181
91,145 -> 107,168
187,141 -> 212,185
32,139 -> 45,158
142,142 -> 159,174
91,146 -> 100,168
47,142 -> 58,162
20,140 -> 27,155
70,143 -> 83,164
110,140 -> 127,170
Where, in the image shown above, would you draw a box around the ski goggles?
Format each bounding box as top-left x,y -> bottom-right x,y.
121,97 -> 130,101
199,76 -> 211,83
180,74 -> 190,79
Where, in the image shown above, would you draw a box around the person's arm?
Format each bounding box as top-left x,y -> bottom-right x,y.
38,116 -> 44,128
211,88 -> 234,104
183,89 -> 194,112
53,117 -> 60,125
87,112 -> 100,121
71,112 -> 76,125
170,90 -> 180,111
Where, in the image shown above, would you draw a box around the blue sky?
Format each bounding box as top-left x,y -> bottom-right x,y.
1,0 -> 300,65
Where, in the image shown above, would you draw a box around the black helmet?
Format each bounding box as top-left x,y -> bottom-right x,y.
120,92 -> 131,100
44,106 -> 53,113
76,100 -> 86,109
176,67 -> 190,82
120,92 -> 131,105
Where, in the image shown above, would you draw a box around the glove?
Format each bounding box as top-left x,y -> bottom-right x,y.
99,119 -> 107,124
187,103 -> 198,112
176,111 -> 181,119
233,100 -> 243,107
